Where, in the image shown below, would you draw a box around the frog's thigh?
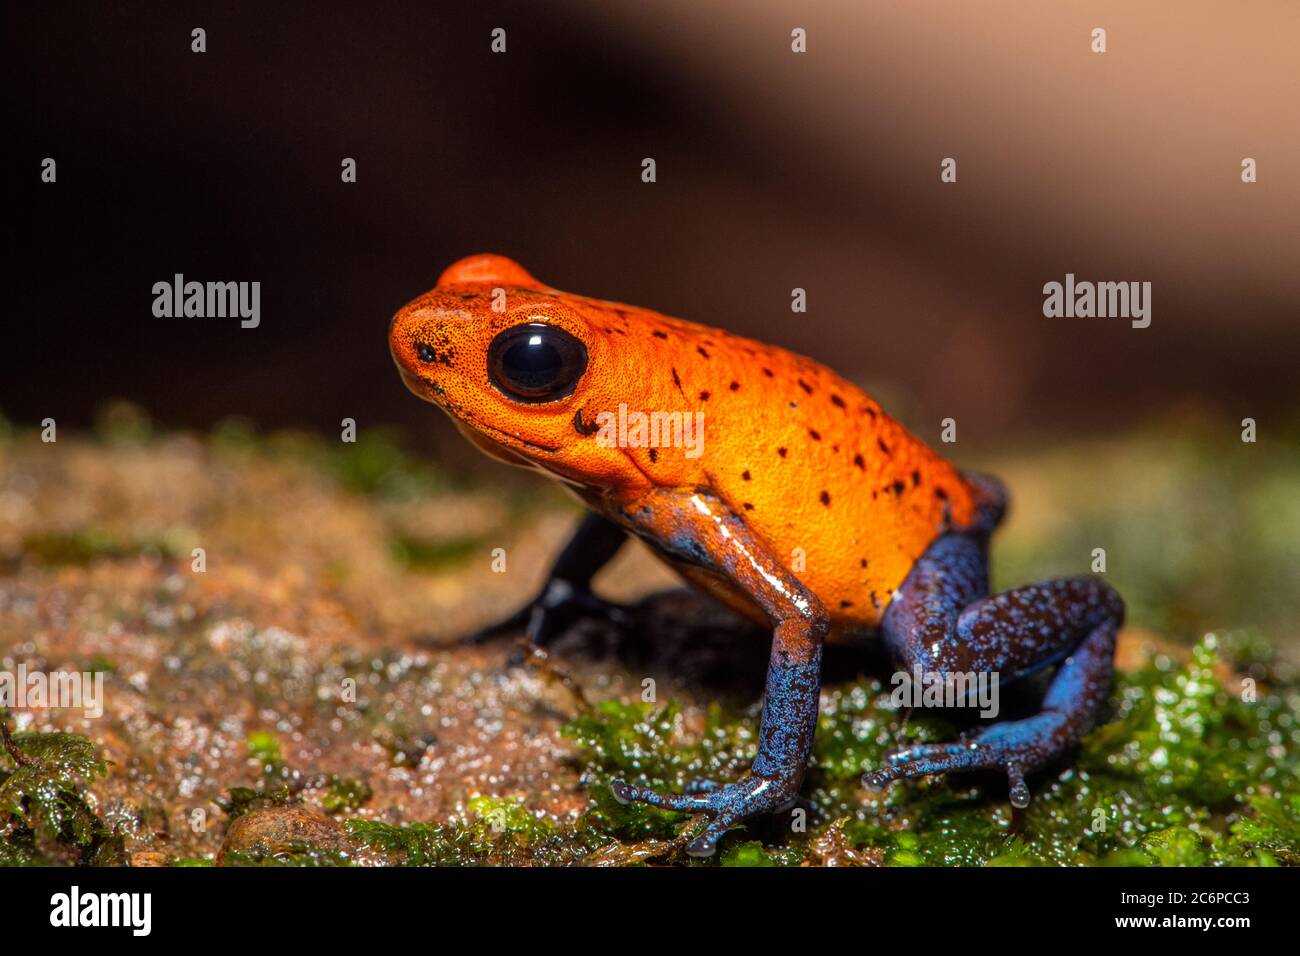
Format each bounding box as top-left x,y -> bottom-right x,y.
880,533 -> 990,673
883,533 -> 1122,684
880,532 -> 1123,774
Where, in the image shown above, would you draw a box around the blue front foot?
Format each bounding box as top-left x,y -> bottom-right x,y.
611,775 -> 799,857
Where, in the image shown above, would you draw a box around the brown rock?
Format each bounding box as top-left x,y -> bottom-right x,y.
218,805 -> 356,865
804,818 -> 882,867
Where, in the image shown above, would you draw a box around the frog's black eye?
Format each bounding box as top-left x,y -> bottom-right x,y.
487,323 -> 588,403
415,342 -> 437,363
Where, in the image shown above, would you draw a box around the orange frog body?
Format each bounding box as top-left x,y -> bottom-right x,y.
390,254 -> 984,636
390,255 -> 1123,857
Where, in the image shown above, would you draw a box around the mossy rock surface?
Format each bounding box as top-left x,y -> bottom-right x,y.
0,408 -> 1296,865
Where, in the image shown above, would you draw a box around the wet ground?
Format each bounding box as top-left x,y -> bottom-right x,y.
1,406 -> 1297,865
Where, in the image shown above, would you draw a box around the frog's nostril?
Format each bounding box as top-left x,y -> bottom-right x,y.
416,342 -> 437,363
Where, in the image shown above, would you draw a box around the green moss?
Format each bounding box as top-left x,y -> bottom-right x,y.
466,795 -> 553,841
23,530 -> 179,566
325,428 -> 444,499
540,634 -> 1298,866
209,415 -> 261,451
83,656 -> 117,675
559,699 -> 756,850
342,816 -> 601,867
245,731 -> 284,770
221,841 -> 357,867
342,819 -> 463,866
93,401 -> 153,446
1142,827 -> 1209,866
1079,635 -> 1292,806
719,840 -> 801,867
389,534 -> 485,571
0,712 -> 120,864
342,791 -> 615,867
1225,793 -> 1299,865
209,419 -> 447,501
321,777 -> 372,814
218,785 -> 295,820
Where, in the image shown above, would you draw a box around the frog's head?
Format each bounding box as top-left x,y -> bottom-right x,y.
389,254 -> 646,488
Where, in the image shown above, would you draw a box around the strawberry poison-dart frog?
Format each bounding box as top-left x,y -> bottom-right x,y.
388,254 -> 1124,857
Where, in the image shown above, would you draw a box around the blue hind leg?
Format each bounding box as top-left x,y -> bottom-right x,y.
864,533 -> 1123,806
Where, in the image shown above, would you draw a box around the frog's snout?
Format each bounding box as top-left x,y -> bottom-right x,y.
394,361 -> 446,404
389,331 -> 443,403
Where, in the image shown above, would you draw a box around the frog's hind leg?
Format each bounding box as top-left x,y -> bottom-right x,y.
864,533 -> 1123,806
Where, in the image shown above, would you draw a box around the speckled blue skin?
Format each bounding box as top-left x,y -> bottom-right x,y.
483,477 -> 1123,857
867,520 -> 1123,808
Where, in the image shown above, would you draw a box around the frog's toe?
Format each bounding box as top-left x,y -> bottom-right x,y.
684,817 -> 731,858
610,779 -> 711,813
612,774 -> 801,856
684,776 -> 723,795
1006,764 -> 1031,808
863,738 -> 1034,808
861,742 -> 981,791
686,775 -> 801,856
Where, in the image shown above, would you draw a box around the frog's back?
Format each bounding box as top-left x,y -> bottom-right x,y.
563,292 -> 980,633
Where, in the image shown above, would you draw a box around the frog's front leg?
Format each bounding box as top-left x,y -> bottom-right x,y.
864,533 -> 1124,806
465,512 -> 631,645
608,489 -> 828,857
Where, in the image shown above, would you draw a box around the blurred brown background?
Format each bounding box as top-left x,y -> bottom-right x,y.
5,1 -> 1298,446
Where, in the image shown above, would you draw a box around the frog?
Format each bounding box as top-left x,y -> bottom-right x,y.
388,254 -> 1125,857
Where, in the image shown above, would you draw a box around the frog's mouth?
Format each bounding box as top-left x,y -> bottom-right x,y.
394,363 -> 560,462
451,419 -> 550,468
395,366 -> 447,404
458,417 -> 559,456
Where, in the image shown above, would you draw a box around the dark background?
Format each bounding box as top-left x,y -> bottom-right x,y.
5,1 -> 1298,450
